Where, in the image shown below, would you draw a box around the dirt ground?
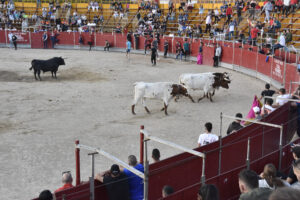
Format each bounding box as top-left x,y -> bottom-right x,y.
0,48 -> 268,199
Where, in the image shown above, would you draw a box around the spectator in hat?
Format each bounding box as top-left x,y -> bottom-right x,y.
55,171 -> 74,193
227,113 -> 244,135
152,148 -> 160,163
253,106 -> 262,120
95,164 -> 131,200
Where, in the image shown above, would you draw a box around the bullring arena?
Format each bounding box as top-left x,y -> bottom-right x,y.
0,48 -> 267,199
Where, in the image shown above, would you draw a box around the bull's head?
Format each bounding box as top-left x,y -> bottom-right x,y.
58,57 -> 66,65
213,72 -> 231,89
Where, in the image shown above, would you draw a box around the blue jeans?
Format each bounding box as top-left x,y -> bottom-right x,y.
272,44 -> 284,54
176,52 -> 182,60
229,31 -> 234,40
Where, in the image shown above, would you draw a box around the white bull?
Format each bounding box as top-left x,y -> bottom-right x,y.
131,82 -> 194,115
179,72 -> 231,102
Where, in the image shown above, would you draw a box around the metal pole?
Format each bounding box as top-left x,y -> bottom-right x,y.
144,137 -> 149,200
262,126 -> 265,157
29,31 -> 32,48
218,112 -> 223,175
246,137 -> 250,170
89,177 -> 95,200
75,140 -> 81,186
255,45 -> 259,78
279,126 -> 283,171
140,125 -> 144,164
232,40 -> 235,66
88,152 -> 98,178
201,153 -> 206,185
5,29 -> 7,47
283,50 -> 287,87
289,81 -> 292,94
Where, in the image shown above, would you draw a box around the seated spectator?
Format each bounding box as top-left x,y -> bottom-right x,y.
198,122 -> 218,147
274,88 -> 292,107
152,148 -> 160,163
253,106 -> 262,120
227,113 -> 244,135
287,146 -> 300,185
261,98 -> 275,116
55,171 -> 74,193
238,169 -> 272,200
162,185 -> 174,197
259,163 -> 286,189
95,164 -> 131,200
269,187 -> 300,200
272,32 -> 285,55
260,83 -> 275,103
197,184 -> 219,200
121,155 -> 144,200
39,190 -> 53,200
292,159 -> 300,189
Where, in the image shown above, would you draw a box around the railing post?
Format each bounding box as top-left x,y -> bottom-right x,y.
144,135 -> 149,200
232,40 -> 235,66
140,125 -> 144,164
279,126 -> 283,171
246,137 -> 250,170
88,152 -> 97,200
201,153 -> 206,185
218,112 -> 223,175
75,140 -> 81,186
283,50 -> 287,87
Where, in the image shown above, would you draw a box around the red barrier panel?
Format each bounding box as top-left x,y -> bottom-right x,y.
6,31 -> 30,44
257,53 -> 272,77
95,33 -> 114,47
271,58 -> 285,84
0,30 -> 6,44
56,32 -> 75,46
220,46 -> 233,64
31,32 -> 44,49
241,50 -> 257,71
114,33 -> 127,48
202,46 -> 214,66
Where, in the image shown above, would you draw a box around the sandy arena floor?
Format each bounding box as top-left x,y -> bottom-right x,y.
0,48 -> 268,199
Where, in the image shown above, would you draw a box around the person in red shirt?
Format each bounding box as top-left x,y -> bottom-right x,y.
55,171 -> 74,193
225,4 -> 233,25
275,0 -> 283,13
250,26 -> 259,46
88,32 -> 94,51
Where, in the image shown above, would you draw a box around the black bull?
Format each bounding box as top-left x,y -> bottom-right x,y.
29,57 -> 65,81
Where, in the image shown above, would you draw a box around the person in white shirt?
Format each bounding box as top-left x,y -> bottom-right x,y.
274,88 -> 292,107
283,0 -> 290,17
198,122 -> 218,147
261,98 -> 276,117
205,15 -> 211,33
213,44 -> 222,67
272,32 -> 285,55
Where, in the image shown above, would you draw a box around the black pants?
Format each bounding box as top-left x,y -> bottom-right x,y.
213,56 -> 220,67
226,15 -> 231,24
282,5 -> 289,17
104,46 -> 110,51
144,44 -> 151,54
13,41 -> 17,50
151,55 -> 156,65
43,41 -> 47,49
164,48 -> 168,57
88,42 -> 93,51
205,24 -> 211,33
184,50 -> 189,60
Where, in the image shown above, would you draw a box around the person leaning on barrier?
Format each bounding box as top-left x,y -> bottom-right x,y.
268,187 -> 300,200
95,164 -> 131,200
39,190 -> 53,200
227,113 -> 244,135
152,148 -> 160,163
120,155 -> 144,200
55,171 -> 74,193
197,184 -> 219,200
273,88 -> 292,108
238,169 -> 272,200
162,185 -> 174,197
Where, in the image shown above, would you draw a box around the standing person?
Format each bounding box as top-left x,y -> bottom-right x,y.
104,40 -> 110,51
126,39 -> 131,58
205,14 -> 212,33
197,42 -> 203,65
213,44 -> 222,67
88,32 -> 94,51
12,34 -> 17,50
144,37 -> 151,54
260,83 -> 275,103
263,0 -> 273,23
95,164 -> 131,200
198,122 -> 218,147
225,4 -> 233,25
42,32 -> 48,49
122,155 -> 144,200
175,41 -> 183,60
228,20 -> 235,40
282,0 -> 290,17
183,38 -> 190,61
8,32 -> 13,48
250,26 -> 259,46
78,34 -> 84,47
150,44 -> 157,66
50,31 -> 57,49
152,38 -> 158,59
163,40 -> 169,58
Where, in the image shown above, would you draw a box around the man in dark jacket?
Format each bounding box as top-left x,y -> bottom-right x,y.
164,40 -> 169,58
227,113 -> 244,135
12,34 -> 17,50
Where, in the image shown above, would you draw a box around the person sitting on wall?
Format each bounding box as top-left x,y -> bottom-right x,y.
95,164 -> 131,200
198,122 -> 218,147
152,148 -> 160,163
162,185 -> 174,198
227,113 -> 244,135
55,171 -> 74,193
238,169 -> 272,200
